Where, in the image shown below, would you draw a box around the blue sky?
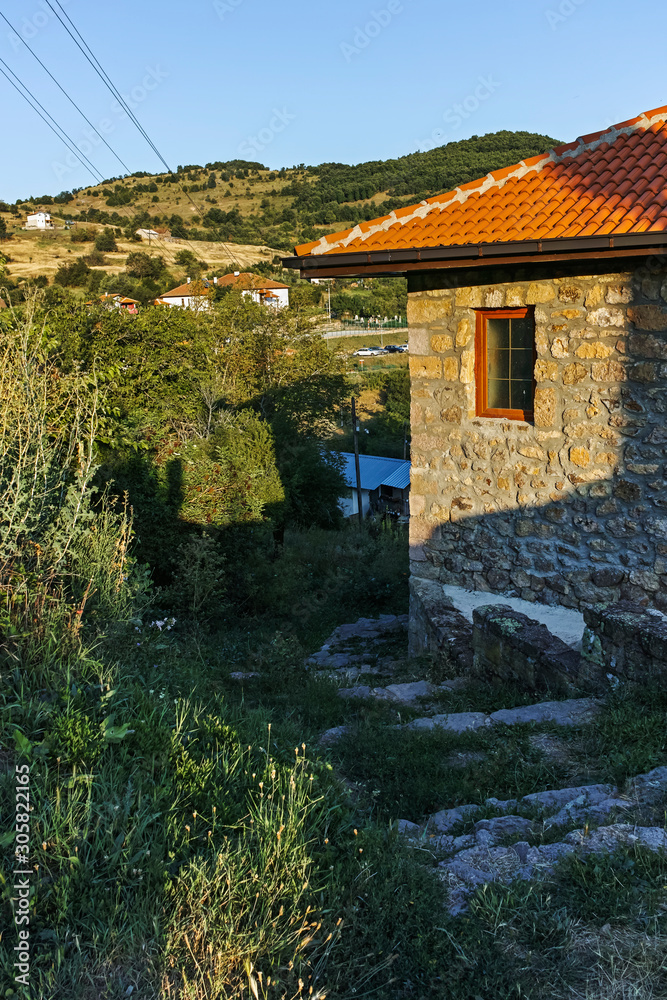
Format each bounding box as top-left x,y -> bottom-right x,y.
1,0 -> 665,201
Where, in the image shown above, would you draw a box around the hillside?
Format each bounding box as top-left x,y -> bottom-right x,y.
0,129 -> 559,269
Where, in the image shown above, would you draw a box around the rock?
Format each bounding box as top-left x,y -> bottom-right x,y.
337,686 -> 372,700
628,765 -> 667,803
489,698 -> 599,727
565,823 -> 667,853
407,712 -> 490,733
439,846 -> 533,915
384,680 -> 434,703
521,783 -> 613,813
317,725 -> 350,746
511,841 -> 531,863
428,803 -> 480,833
473,815 -> 534,847
396,819 -> 421,837
528,842 -> 576,866
485,796 -> 519,814
545,795 -> 634,830
229,671 -> 261,681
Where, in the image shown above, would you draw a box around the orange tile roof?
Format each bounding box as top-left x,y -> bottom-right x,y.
161,280 -> 212,297
294,106 -> 667,258
217,271 -> 289,289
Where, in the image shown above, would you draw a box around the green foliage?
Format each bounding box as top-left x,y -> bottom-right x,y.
94,228 -> 119,252
69,226 -> 96,243
54,257 -> 91,286
124,250 -> 166,279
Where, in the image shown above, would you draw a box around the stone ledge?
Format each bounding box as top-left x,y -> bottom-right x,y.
472,604 -> 581,694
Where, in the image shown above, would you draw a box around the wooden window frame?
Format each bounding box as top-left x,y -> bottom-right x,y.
474,307 -> 536,422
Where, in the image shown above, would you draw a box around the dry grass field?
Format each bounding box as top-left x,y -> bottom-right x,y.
1,223 -> 279,282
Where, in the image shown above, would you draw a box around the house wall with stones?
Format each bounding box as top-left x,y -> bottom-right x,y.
407,261 -> 667,613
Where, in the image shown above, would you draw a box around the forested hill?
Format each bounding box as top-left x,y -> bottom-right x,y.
6,130 -> 559,251
286,131 -> 561,222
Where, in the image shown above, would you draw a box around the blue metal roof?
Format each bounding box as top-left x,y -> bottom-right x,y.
338,452 -> 411,492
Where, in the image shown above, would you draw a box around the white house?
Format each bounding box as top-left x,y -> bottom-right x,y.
25,212 -> 54,230
338,452 -> 410,519
155,277 -> 213,312
217,271 -> 290,308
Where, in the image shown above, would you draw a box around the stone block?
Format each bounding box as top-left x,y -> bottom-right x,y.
628,333 -> 667,359
591,359 -> 626,382
627,305 -> 667,331
408,297 -> 452,323
443,356 -> 459,381
409,356 -> 442,379
569,447 -> 590,468
562,362 -> 588,384
526,282 -> 554,304
455,286 -> 483,308
535,359 -> 558,382
459,350 -> 475,383
588,307 -> 625,328
471,605 -> 580,693
533,387 -> 557,427
574,341 -> 614,359
456,318 -> 472,347
582,601 -> 667,685
431,334 -> 454,353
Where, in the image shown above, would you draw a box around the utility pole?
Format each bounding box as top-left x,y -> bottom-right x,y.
351,397 -> 363,524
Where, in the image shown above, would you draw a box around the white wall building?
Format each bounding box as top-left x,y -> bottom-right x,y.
25,212 -> 54,230
155,277 -> 213,312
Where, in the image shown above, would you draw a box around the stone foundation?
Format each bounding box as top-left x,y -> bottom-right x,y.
408,577 -> 473,673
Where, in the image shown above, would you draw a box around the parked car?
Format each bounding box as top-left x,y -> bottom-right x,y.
353,347 -> 381,356
397,344 -> 408,352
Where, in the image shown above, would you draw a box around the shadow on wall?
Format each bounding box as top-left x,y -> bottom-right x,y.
406,260 -> 667,615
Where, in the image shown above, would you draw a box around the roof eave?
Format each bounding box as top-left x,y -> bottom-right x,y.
282,231 -> 667,278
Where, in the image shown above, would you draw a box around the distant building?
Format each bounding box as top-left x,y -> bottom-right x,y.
135,228 -> 160,241
217,271 -> 290,308
25,212 -> 53,230
86,292 -> 139,313
155,277 -> 213,311
337,452 -> 410,518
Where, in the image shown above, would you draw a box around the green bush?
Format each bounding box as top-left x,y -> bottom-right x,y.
95,229 -> 118,252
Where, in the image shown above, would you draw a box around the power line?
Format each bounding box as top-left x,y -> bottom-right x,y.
42,0 -> 239,270
0,57 -> 182,269
0,57 -> 104,182
0,10 -> 133,176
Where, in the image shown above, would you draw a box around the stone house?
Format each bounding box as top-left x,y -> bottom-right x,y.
283,106 -> 667,621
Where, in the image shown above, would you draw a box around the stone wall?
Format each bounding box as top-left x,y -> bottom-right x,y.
581,601 -> 667,685
408,260 -> 667,613
471,604 -> 580,695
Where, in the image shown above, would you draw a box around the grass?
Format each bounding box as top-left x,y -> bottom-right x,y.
1,323 -> 666,997
2,227 -> 277,282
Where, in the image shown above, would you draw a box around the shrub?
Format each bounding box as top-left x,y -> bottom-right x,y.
54,258 -> 91,286
70,227 -> 96,243
95,229 -> 118,252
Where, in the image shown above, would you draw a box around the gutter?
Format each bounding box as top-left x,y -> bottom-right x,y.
282,232 -> 667,278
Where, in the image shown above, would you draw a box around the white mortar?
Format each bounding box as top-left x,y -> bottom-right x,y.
441,585 -> 586,650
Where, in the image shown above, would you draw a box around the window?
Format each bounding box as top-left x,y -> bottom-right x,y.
475,308 -> 535,421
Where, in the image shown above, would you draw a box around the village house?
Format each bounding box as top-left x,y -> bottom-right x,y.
337,452 -> 410,518
86,292 -> 140,313
217,271 -> 290,308
25,211 -> 53,230
284,105 -> 667,627
155,277 -> 214,311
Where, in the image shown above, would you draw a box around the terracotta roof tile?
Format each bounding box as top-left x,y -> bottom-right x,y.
295,106 -> 667,258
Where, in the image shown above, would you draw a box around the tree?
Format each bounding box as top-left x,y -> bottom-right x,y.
54,258 -> 91,287
95,229 -> 118,252
125,251 -> 165,280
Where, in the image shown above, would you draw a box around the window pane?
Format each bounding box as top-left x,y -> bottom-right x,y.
488,348 -> 509,380
488,378 -> 510,409
487,317 -> 509,350
511,349 -> 533,381
511,379 -> 533,411
509,316 -> 533,350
